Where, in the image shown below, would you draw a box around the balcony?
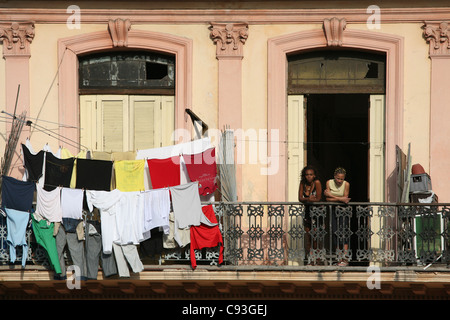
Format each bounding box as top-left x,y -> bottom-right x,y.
218,201 -> 450,267
1,201 -> 450,299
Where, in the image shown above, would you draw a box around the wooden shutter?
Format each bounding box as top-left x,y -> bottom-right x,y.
79,95 -> 97,150
129,96 -> 161,150
287,95 -> 305,201
80,95 -> 175,152
369,94 -> 385,202
99,95 -> 128,152
161,96 -> 175,148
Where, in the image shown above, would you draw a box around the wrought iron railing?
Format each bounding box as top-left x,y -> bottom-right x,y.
217,202 -> 450,267
1,202 -> 449,270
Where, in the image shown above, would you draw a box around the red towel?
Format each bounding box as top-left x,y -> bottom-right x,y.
147,156 -> 180,189
189,205 -> 224,269
184,147 -> 217,196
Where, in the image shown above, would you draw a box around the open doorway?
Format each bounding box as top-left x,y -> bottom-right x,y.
306,94 -> 369,202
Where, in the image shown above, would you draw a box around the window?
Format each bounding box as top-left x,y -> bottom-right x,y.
80,95 -> 175,152
287,50 -> 386,94
78,51 -> 176,152
78,51 -> 175,95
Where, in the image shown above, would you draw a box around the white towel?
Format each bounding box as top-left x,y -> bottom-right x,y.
61,187 -> 84,220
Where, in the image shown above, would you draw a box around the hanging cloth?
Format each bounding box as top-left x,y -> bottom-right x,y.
35,183 -> 63,223
31,214 -> 62,274
184,147 -> 218,196
61,148 -> 90,188
21,143 -> 45,182
169,182 -> 218,229
142,188 -> 170,238
147,156 -> 181,189
136,137 -> 212,190
44,152 -> 75,191
76,158 -> 113,191
114,160 -> 145,192
85,189 -> 123,254
189,205 -> 224,269
86,190 -> 146,254
1,175 -> 35,212
61,187 -> 84,220
5,208 -> 30,267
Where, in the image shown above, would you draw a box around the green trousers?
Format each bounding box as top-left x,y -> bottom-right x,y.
31,215 -> 62,274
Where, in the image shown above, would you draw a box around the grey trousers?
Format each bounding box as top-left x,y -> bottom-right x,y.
85,222 -> 118,279
112,243 -> 144,277
56,224 -> 87,278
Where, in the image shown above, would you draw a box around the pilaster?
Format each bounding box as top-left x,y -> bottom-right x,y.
0,21 -> 35,178
209,22 -> 248,201
423,21 -> 450,202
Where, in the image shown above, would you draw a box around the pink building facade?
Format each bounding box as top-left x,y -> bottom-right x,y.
0,1 -> 449,203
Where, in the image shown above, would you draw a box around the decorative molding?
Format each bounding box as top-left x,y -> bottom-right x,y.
423,21 -> 450,56
108,18 -> 131,47
0,21 -> 35,56
2,8 -> 450,25
209,22 -> 248,58
323,17 -> 346,47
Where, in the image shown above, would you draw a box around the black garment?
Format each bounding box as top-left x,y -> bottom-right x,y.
1,175 -> 35,212
76,158 -> 113,191
22,144 -> 44,182
139,228 -> 164,257
44,152 -> 75,191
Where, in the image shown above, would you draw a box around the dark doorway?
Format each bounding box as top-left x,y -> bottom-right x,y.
306,94 -> 369,202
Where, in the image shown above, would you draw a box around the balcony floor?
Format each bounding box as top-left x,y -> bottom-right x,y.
1,264 -> 450,300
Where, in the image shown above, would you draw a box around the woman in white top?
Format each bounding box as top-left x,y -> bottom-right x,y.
324,167 -> 350,204
324,167 -> 351,266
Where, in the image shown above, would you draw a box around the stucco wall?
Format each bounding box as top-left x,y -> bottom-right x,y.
0,11 -> 438,202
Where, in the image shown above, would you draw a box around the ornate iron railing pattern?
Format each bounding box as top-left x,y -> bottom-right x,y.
1,202 -> 449,269
218,202 -> 450,267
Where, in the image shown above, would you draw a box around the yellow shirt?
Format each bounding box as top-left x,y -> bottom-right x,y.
114,160 -> 145,192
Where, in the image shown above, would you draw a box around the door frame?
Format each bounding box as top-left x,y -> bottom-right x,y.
287,94 -> 385,203
268,28 -> 403,202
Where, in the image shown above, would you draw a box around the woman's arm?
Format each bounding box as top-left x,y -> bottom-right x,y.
308,180 -> 322,202
344,181 -> 350,198
324,181 -> 351,204
298,182 -> 307,202
324,180 -> 335,201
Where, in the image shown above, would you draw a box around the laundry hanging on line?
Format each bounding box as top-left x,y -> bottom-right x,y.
4,137 -> 222,272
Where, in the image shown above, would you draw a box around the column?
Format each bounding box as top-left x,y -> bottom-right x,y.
423,22 -> 450,202
0,21 -> 35,178
210,22 -> 248,200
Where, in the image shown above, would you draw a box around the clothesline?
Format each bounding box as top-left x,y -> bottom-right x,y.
21,138 -> 218,194
1,111 -> 88,150
2,136 -> 223,274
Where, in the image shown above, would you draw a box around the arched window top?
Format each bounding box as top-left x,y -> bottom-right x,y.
79,51 -> 175,94
287,50 -> 386,94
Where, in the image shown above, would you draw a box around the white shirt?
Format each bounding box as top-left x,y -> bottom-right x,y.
170,182 -> 217,229
143,188 -> 170,237
86,189 -> 122,254
61,187 -> 84,220
35,184 -> 62,223
86,189 -> 146,254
